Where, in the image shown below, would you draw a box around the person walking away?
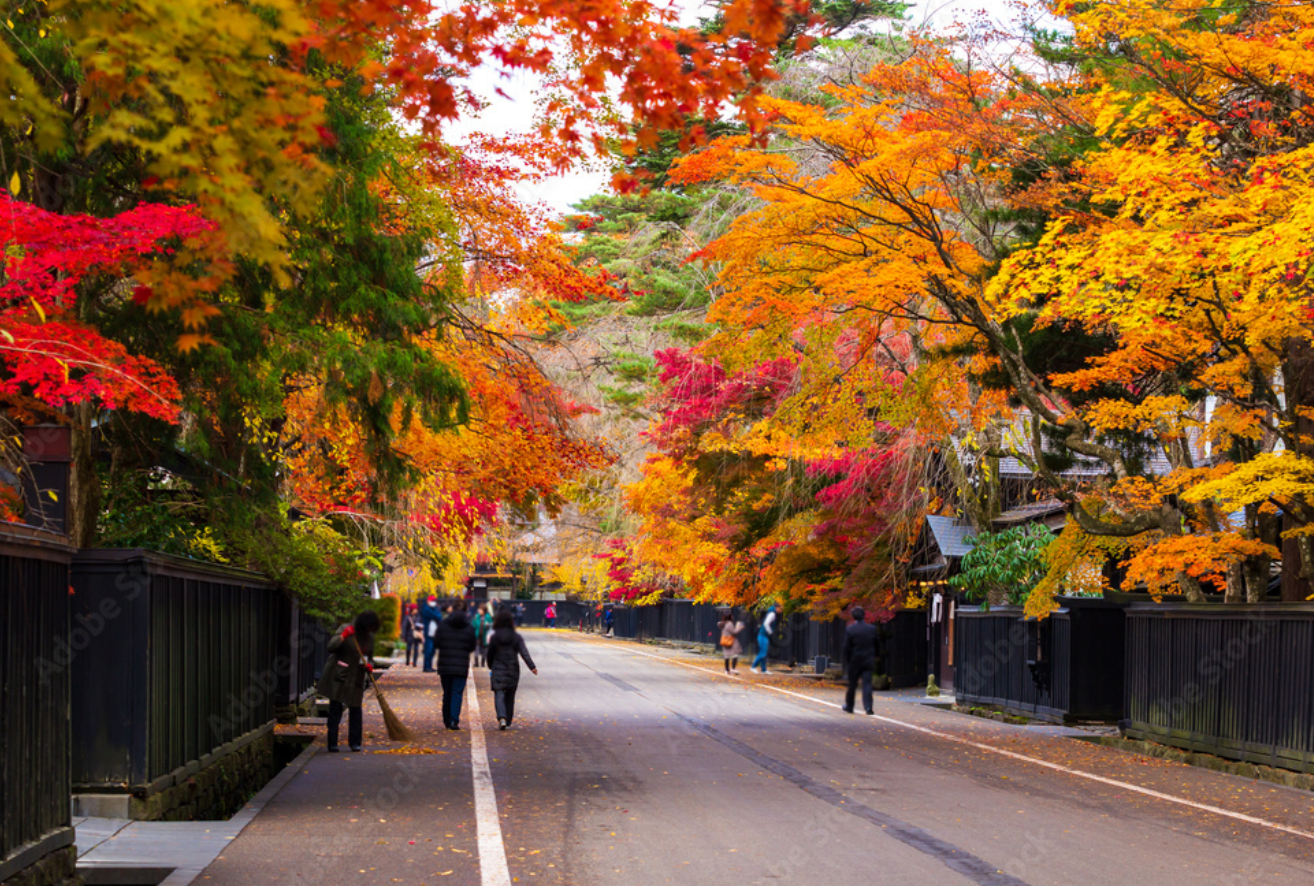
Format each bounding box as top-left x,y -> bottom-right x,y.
841,606 -> 881,715
485,609 -> 538,730
603,606 -> 614,637
401,604 -> 421,667
318,611 -> 380,752
752,603 -> 781,674
544,602 -> 556,628
719,609 -> 744,674
420,595 -> 442,672
436,600 -> 478,729
472,603 -> 491,668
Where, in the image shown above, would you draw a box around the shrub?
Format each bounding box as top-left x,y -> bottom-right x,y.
371,593 -> 402,642
949,523 -> 1055,607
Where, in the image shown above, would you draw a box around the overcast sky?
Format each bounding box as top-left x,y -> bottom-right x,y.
450,0 -> 1028,217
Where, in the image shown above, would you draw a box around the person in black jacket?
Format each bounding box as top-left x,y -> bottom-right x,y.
485,609 -> 537,730
841,606 -> 881,715
436,600 -> 478,729
317,610 -> 380,752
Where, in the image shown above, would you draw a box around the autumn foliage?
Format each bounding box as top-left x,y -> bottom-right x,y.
0,195 -> 214,421
571,1 -> 1314,615
8,0 -> 1314,620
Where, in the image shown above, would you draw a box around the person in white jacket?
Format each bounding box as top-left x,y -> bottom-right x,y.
752,603 -> 781,674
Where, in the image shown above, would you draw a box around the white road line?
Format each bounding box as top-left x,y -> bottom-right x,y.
615,643 -> 1314,842
467,682 -> 513,886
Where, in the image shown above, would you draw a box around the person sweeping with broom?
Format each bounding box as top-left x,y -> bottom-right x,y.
319,611 -> 380,752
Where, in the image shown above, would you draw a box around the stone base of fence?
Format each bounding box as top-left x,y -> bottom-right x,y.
1091,735 -> 1314,791
0,842 -> 77,886
73,725 -> 277,821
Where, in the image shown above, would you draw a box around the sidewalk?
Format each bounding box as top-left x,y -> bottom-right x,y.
194,664 -> 486,886
74,664 -> 474,886
75,738 -> 316,885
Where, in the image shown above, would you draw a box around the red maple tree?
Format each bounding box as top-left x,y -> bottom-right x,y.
0,195 -> 214,421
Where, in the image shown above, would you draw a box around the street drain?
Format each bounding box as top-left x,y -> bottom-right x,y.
78,866 -> 175,885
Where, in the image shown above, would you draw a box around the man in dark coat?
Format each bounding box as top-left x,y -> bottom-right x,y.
841,606 -> 881,715
318,611 -> 380,752
420,595 -> 442,672
485,609 -> 538,729
435,600 -> 478,729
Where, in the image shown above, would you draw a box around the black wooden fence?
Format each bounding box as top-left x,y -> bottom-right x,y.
599,600 -> 927,686
276,595 -> 329,709
955,598 -> 1126,723
69,550 -> 280,796
505,599 -> 588,628
0,526 -> 75,883
1123,603 -> 1314,773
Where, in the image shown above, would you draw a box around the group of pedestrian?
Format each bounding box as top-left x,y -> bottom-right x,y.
717,602 -> 883,717
322,593 -> 877,752
717,602 -> 783,675
319,596 -> 541,751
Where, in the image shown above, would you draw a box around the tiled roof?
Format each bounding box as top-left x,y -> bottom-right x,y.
991,499 -> 1068,529
925,515 -> 976,558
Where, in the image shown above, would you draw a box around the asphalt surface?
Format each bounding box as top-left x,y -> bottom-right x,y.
199,631 -> 1314,886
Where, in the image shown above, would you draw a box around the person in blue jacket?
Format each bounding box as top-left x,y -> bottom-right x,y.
420,595 -> 442,672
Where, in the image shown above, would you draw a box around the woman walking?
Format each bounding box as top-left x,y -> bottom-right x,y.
485,609 -> 538,730
718,609 -> 744,675
472,603 -> 491,668
401,603 -> 421,667
318,610 -> 380,752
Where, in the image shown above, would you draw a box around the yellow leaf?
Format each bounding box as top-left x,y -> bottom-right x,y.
29,297 -> 45,322
9,171 -> 19,196
46,490 -> 57,502
0,329 -> 12,343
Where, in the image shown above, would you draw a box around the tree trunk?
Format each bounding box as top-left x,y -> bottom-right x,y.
66,403 -> 100,548
1224,561 -> 1244,603
1283,338 -> 1314,600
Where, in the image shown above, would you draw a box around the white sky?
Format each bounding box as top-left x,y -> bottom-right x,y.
449,0 -> 1028,217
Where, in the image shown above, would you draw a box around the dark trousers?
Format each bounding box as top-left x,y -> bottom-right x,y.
405,639 -> 420,666
423,636 -> 436,671
494,687 -> 518,724
327,700 -> 362,749
440,674 -> 468,727
475,636 -> 487,668
846,666 -> 874,713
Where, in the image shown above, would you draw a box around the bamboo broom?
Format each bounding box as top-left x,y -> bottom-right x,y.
352,636 -> 416,743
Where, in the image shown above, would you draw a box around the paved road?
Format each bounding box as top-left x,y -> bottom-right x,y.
200,632 -> 1314,886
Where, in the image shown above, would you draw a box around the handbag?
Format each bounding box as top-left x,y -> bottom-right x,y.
719,633 -> 734,648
